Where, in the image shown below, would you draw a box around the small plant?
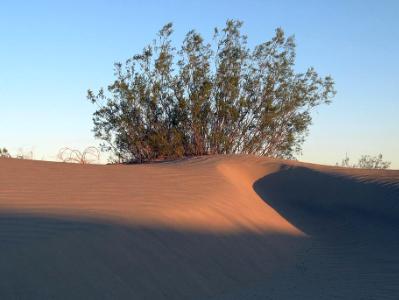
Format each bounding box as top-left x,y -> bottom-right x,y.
57,147 -> 100,164
337,153 -> 391,169
356,154 -> 391,169
0,147 -> 10,158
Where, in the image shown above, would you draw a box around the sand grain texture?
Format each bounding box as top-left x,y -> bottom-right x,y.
0,155 -> 398,299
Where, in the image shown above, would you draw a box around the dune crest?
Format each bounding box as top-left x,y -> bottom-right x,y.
0,156 -> 305,234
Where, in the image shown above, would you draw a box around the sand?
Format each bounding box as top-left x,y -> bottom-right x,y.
0,155 -> 398,299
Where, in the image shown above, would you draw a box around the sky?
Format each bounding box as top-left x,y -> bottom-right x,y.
0,0 -> 398,167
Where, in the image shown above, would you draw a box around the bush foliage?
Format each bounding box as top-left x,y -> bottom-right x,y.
88,20 -> 335,163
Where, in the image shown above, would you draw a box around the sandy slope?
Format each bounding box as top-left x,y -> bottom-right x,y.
0,155 -> 398,299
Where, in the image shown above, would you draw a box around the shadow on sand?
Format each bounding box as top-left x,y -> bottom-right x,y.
253,165 -> 399,236
251,165 -> 399,299
0,213 -> 303,300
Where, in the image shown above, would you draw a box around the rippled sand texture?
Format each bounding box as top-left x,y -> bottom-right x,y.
0,155 -> 398,299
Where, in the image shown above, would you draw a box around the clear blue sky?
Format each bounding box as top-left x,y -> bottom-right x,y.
1,0 -> 398,167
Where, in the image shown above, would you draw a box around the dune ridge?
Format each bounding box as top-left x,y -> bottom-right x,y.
0,155 -> 398,299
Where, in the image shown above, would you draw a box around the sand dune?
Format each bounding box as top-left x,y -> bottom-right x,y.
0,155 -> 398,299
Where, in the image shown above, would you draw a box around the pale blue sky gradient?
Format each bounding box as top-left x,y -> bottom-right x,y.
0,0 -> 398,167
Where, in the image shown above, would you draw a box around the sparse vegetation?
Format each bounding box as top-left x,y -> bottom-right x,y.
0,148 -> 10,158
0,148 -> 34,159
337,154 -> 391,169
88,20 -> 335,163
15,149 -> 34,160
57,147 -> 100,164
57,147 -> 100,165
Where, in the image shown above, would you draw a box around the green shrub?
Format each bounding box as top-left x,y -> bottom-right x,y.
88,20 -> 335,163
